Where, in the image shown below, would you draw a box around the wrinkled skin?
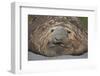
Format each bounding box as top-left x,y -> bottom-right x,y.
28,16 -> 88,57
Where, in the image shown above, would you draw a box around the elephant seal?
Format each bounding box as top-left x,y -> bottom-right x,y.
28,15 -> 88,57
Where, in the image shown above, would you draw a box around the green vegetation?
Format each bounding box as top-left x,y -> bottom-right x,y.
79,17 -> 88,31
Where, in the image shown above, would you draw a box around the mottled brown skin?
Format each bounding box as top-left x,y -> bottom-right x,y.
28,16 -> 88,57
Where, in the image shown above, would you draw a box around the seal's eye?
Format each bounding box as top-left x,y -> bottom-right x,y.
51,29 -> 54,32
67,30 -> 71,34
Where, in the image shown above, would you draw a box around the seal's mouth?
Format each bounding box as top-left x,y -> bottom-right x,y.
47,41 -> 73,56
48,41 -> 72,49
53,42 -> 64,47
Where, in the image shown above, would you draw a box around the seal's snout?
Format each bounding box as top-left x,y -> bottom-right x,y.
51,26 -> 67,43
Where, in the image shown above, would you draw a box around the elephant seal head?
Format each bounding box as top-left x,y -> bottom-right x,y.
29,16 -> 88,57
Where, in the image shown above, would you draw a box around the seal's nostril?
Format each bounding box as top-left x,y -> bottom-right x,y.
55,37 -> 62,42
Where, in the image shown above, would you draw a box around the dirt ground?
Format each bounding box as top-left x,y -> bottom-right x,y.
28,51 -> 88,61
